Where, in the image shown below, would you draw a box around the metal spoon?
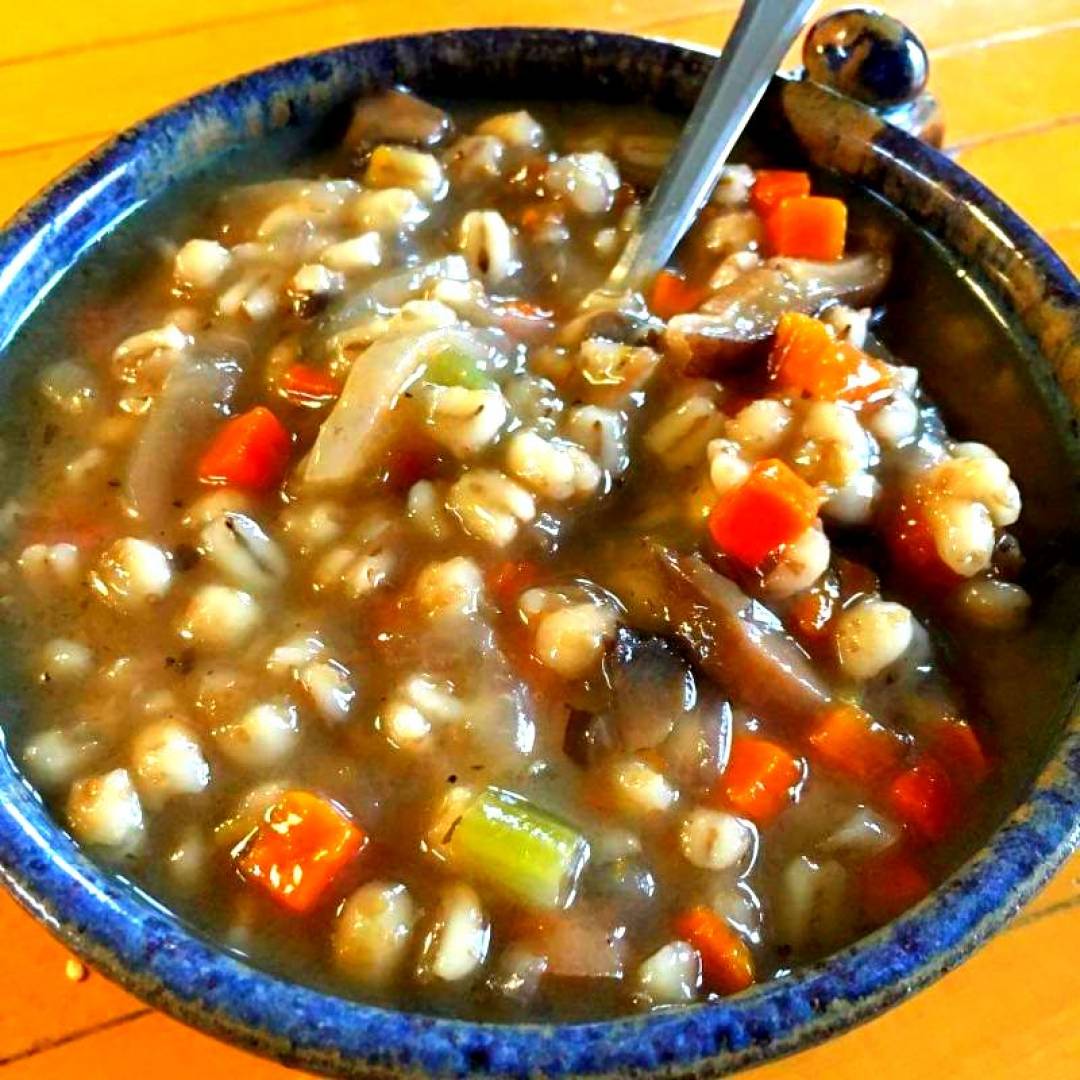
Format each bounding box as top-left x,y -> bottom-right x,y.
605,0 -> 819,296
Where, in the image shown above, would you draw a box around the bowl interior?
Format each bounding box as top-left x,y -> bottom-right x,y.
0,26 -> 1076,1077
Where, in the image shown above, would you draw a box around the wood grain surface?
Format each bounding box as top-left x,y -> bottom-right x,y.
1,1 -> 1078,1076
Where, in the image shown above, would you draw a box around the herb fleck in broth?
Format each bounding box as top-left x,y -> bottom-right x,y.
0,92 -> 1076,1022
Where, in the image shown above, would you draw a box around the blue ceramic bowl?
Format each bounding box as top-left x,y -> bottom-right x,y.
0,28 -> 1077,1078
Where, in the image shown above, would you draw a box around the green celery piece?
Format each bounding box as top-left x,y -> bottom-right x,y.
450,787 -> 590,910
424,345 -> 493,390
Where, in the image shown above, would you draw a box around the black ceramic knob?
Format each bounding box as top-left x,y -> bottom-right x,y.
803,7 -> 929,109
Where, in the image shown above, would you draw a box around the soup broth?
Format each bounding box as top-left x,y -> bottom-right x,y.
0,92 -> 1075,1021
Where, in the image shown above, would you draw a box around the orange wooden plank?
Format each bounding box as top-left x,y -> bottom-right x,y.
642,0 -> 1080,53
0,891 -> 141,1062
0,0 -> 328,64
931,25 -> 1080,145
0,135 -> 110,225
954,120 -> 1080,238
0,0 -> 733,155
1,857 -> 1074,1076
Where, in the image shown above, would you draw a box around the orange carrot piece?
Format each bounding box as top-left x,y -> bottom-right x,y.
236,790 -> 366,913
280,363 -> 341,404
519,204 -> 563,234
750,169 -> 811,217
197,406 -> 291,492
770,312 -> 891,402
708,458 -> 821,569
927,720 -> 990,789
384,438 -> 441,492
487,560 -> 541,610
765,195 -> 847,261
787,585 -> 837,647
808,704 -> 905,785
859,849 -> 931,924
503,298 -> 553,319
673,906 -> 755,995
714,735 -> 802,824
649,269 -> 709,320
886,497 -> 964,591
888,756 -> 959,842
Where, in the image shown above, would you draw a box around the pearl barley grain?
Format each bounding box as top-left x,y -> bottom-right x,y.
835,599 -> 915,680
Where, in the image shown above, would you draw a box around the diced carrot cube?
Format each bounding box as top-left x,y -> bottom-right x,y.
236,790 -> 366,913
487,560 -> 541,610
280,363 -> 341,404
503,299 -> 553,319
808,704 -> 906,785
765,195 -> 847,261
750,169 -> 811,217
859,849 -> 931,924
714,735 -> 802,824
198,406 -> 291,492
770,312 -> 891,402
787,585 -> 837,647
888,756 -> 959,842
886,497 -> 964,591
927,720 -> 990,789
649,269 -> 710,320
384,439 -> 441,492
708,458 -> 821,569
673,906 -> 755,995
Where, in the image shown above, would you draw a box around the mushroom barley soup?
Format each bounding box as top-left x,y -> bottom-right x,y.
0,90 -> 1060,1020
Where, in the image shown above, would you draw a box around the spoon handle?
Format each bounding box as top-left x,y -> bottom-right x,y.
606,0 -> 818,293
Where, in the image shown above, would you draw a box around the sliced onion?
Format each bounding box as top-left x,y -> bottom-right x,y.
124,336 -> 245,527
300,326 -> 486,490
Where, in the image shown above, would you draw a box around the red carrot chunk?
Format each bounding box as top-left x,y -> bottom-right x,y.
708,458 -> 821,570
888,756 -> 959,842
487,560 -> 541,610
927,719 -> 990,789
770,312 -> 891,403
649,269 -> 710,320
765,195 -> 847,261
197,406 -> 291,492
750,169 -> 811,217
673,906 -> 755,995
280,363 -> 341,404
236,790 -> 366,913
808,703 -> 905,785
886,498 -> 964,591
859,849 -> 931,924
713,735 -> 802,825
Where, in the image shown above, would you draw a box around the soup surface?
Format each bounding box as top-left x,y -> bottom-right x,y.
0,91 -> 1064,1020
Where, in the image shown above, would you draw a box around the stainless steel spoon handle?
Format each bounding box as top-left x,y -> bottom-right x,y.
606,0 -> 818,294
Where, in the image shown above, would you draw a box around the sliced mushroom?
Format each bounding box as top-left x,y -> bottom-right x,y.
651,546 -> 830,726
665,252 -> 890,377
663,696 -> 732,790
563,707 -> 619,768
345,89 -> 452,150
603,628 -> 695,750
557,304 -> 661,349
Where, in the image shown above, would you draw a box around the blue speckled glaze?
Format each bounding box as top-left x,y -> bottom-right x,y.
0,28 -> 1077,1079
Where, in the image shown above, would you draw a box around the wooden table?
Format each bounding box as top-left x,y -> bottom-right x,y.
1,1 -> 1077,1076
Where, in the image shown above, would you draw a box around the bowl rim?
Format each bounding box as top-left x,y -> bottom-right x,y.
0,25 -> 1077,1079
